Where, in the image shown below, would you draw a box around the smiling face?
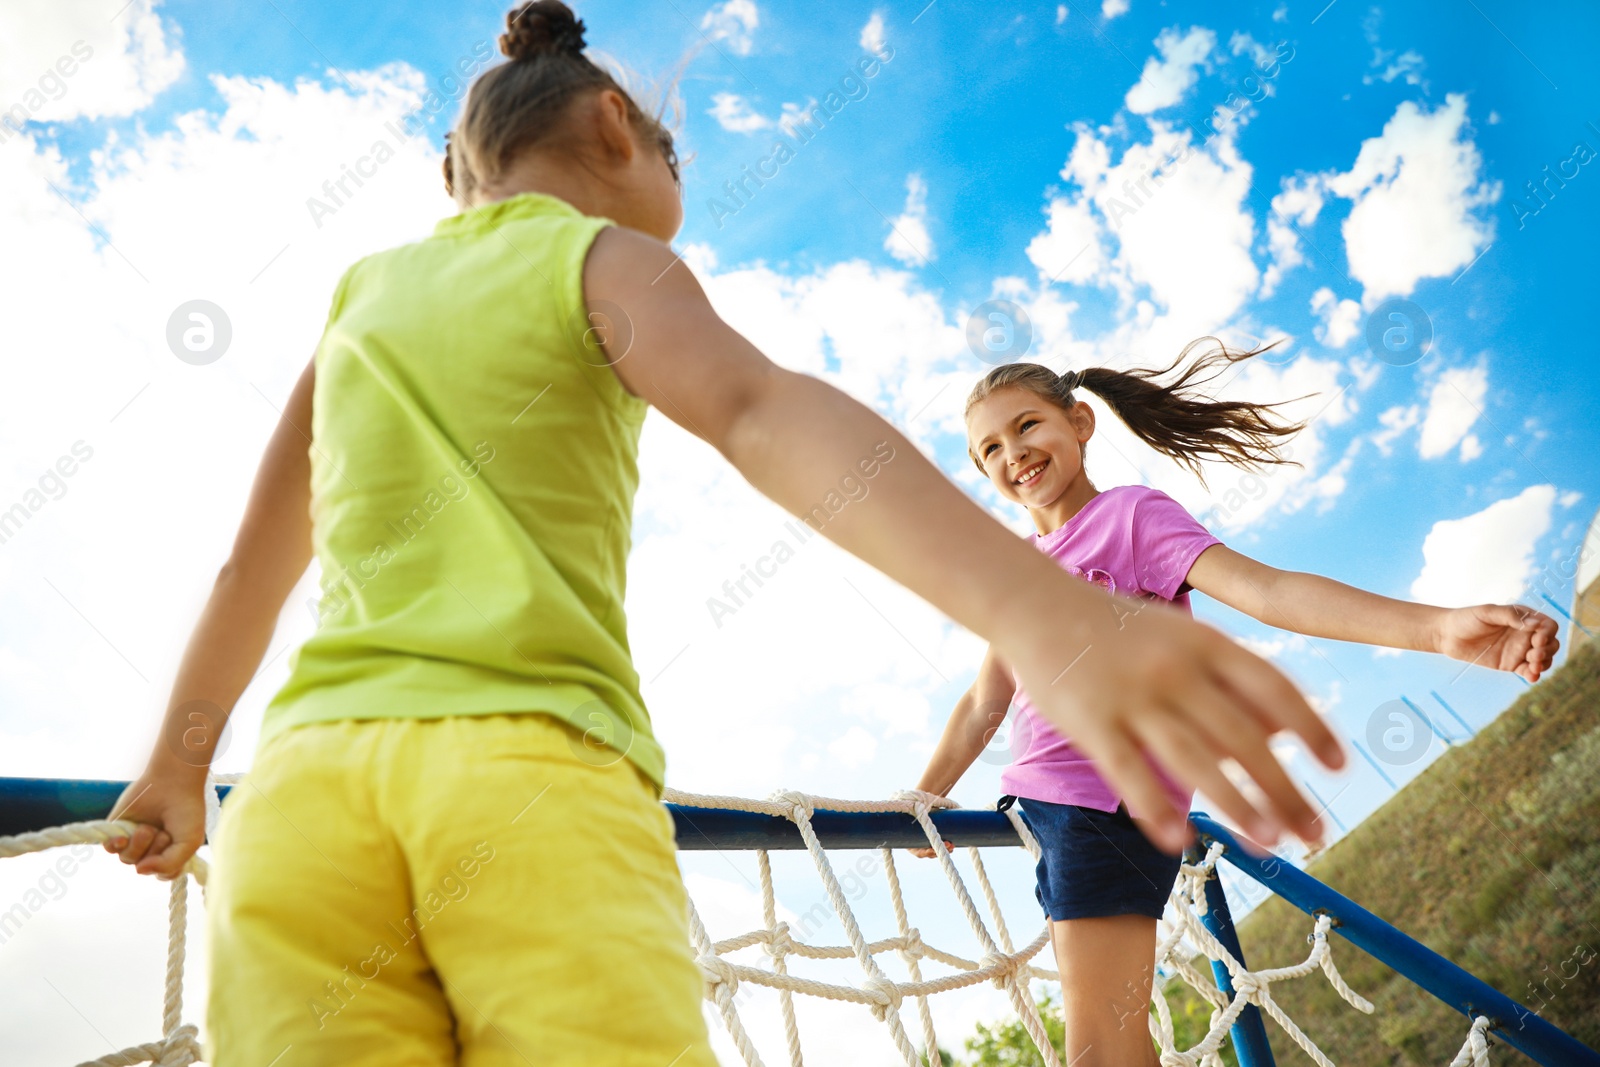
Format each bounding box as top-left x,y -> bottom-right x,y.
966,385 -> 1096,519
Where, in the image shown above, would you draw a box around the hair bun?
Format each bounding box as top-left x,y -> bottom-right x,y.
500,1 -> 587,62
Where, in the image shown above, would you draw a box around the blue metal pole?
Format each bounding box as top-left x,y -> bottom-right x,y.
1402,695 -> 1453,744
1350,740 -> 1398,791
1540,591 -> 1594,638
1298,779 -> 1347,833
0,776 -> 1021,850
1428,690 -> 1475,739
1190,813 -> 1600,1067
1184,841 -> 1277,1067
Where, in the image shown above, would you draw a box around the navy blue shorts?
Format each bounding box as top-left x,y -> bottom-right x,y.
1007,796 -> 1183,921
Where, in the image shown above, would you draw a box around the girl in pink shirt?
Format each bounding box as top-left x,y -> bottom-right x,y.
913,346 -> 1558,1067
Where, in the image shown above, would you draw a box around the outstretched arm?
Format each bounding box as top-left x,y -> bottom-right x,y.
906,647 -> 1015,858
105,357 -> 317,877
1185,545 -> 1560,682
588,226 -> 1347,852
914,647 -> 1017,800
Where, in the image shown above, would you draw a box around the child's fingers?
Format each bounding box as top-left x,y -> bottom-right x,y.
1190,672 -> 1324,843
1174,686 -> 1299,845
1083,722 -> 1190,854
139,833 -> 196,880
1135,709 -> 1280,850
135,831 -> 173,875
114,823 -> 158,865
1213,640 -> 1345,771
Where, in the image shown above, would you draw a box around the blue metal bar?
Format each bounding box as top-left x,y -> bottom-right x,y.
1189,813 -> 1600,1067
1298,779 -> 1347,833
1402,695 -> 1453,744
669,800 -> 1021,850
1429,690 -> 1475,739
1540,592 -> 1594,638
0,777 -> 1019,850
1185,841 -> 1277,1066
1349,740 -> 1398,791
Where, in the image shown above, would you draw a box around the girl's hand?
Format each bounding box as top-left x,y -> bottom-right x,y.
906,842 -> 953,859
1435,604 -> 1560,682
1004,593 -> 1344,854
102,768 -> 209,880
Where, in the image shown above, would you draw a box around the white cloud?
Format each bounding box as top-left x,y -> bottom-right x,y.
1260,174 -> 1324,298
1102,0 -> 1132,19
828,725 -> 879,768
1370,404 -> 1421,455
1309,287 -> 1361,348
707,91 -> 772,133
1361,9 -> 1428,89
1056,5 -> 1070,25
841,682 -> 930,738
1418,363 -> 1488,460
699,0 -> 759,56
883,172 -> 935,266
1026,195 -> 1106,284
1410,485 -> 1557,606
1124,26 -> 1215,115
0,0 -> 183,128
1367,49 -> 1426,87
1033,120 -> 1260,328
1324,94 -> 1498,304
859,11 -> 887,56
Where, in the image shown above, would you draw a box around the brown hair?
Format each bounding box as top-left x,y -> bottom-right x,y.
965,338 -> 1306,484
443,1 -> 679,207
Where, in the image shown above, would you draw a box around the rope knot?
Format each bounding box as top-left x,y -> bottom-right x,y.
860,975 -> 904,1021
900,927 -> 926,960
890,788 -> 953,816
980,950 -> 1021,989
697,954 -> 740,1000
770,789 -> 813,821
766,921 -> 796,959
156,1024 -> 202,1066
1229,970 -> 1266,1000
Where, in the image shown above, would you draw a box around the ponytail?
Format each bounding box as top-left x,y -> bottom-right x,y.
965,338 -> 1306,483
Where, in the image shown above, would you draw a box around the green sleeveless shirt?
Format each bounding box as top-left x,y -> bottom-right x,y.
261,192 -> 662,789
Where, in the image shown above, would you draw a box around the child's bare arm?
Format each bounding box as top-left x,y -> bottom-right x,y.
915,647 -> 1016,799
907,648 -> 1014,858
105,357 -> 317,878
587,227 -> 1346,851
1186,545 -> 1559,681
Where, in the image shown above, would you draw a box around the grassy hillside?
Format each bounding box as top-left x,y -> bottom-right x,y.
1231,639 -> 1600,1065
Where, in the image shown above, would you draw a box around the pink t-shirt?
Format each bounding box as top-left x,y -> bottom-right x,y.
998,484 -> 1223,815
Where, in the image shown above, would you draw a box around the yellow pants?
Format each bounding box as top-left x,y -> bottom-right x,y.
207,713 -> 717,1067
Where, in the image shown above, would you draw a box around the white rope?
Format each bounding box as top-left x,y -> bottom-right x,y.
664,788 -> 1485,1067
0,774 -> 241,1067
0,780 -> 1495,1067
1448,1016 -> 1494,1067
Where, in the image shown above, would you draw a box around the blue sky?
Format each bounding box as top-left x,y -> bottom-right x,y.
1,0 -> 1598,1061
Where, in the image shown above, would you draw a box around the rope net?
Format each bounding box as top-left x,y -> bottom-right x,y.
0,782 -> 1496,1067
